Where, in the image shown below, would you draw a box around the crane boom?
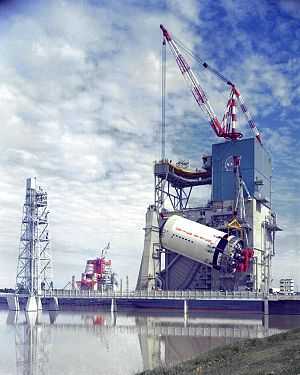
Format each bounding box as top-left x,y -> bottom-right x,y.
160,24 -> 262,144
160,24 -> 225,138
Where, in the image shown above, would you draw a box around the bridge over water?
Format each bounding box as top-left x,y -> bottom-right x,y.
3,290 -> 300,314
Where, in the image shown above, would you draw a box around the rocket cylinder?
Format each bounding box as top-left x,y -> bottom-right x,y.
160,215 -> 244,273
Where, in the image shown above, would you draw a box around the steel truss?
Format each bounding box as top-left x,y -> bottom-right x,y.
16,178 -> 53,295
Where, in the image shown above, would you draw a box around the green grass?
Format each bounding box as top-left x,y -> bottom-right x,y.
137,328 -> 300,375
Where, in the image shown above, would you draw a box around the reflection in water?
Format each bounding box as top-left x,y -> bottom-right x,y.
4,309 -> 300,375
135,313 -> 275,370
7,310 -> 55,375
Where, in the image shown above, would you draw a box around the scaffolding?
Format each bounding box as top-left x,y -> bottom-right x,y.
16,178 -> 52,295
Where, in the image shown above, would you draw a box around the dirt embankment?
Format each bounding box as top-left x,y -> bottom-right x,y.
137,328 -> 300,375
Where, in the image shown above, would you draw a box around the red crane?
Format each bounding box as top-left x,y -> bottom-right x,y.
160,24 -> 262,144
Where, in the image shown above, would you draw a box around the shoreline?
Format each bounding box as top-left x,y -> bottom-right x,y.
137,328 -> 300,375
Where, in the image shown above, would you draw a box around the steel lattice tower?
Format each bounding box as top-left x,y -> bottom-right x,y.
16,178 -> 52,295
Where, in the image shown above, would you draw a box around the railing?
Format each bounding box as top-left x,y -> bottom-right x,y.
268,293 -> 300,301
43,289 -> 266,300
2,290 -> 300,301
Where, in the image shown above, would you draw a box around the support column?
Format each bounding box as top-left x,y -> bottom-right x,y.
263,298 -> 269,315
26,295 -> 38,312
48,296 -> 59,311
7,294 -> 20,311
263,311 -> 269,336
6,310 -> 19,325
49,310 -> 58,324
111,298 -> 117,313
36,296 -> 43,311
136,205 -> 160,291
25,310 -> 38,326
184,299 -> 188,327
184,299 -> 188,315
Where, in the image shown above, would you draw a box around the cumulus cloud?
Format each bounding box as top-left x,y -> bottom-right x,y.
0,0 -> 299,289
0,0 -> 204,287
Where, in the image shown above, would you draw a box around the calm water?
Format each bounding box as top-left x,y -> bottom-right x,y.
1,307 -> 300,375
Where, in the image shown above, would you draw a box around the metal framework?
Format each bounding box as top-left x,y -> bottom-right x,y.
155,172 -> 192,212
136,26 -> 278,293
16,178 -> 52,295
261,213 -> 280,294
154,160 -> 211,213
232,155 -> 252,247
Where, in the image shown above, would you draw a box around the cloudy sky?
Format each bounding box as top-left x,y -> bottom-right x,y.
0,0 -> 299,289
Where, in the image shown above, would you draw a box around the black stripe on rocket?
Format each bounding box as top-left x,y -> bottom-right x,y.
212,234 -> 229,270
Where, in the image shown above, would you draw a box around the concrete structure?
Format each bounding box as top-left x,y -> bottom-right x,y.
136,205 -> 160,290
136,138 -> 281,292
7,294 -> 20,311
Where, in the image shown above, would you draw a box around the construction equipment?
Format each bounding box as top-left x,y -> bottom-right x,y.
160,24 -> 262,144
136,26 -> 279,293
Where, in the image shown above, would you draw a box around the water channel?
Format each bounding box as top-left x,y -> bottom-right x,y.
1,307 -> 300,375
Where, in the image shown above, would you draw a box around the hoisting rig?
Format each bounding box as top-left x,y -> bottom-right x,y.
136,25 -> 281,293
160,24 -> 262,145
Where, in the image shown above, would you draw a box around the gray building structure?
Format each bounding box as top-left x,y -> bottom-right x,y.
136,138 -> 281,292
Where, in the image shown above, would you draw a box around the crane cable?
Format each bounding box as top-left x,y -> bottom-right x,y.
173,37 -> 234,86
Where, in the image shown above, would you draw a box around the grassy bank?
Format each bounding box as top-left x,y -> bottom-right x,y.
137,328 -> 300,375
